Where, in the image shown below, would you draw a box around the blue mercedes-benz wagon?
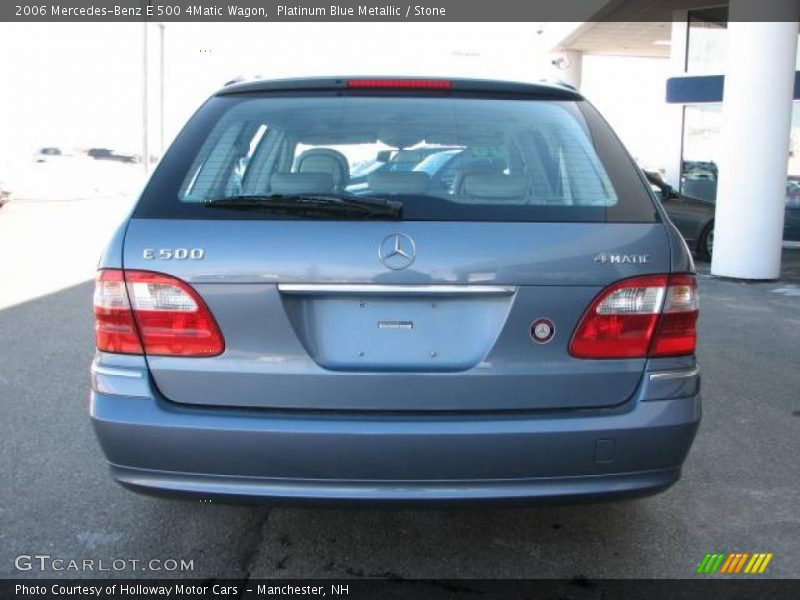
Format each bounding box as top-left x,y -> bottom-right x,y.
90,77 -> 700,504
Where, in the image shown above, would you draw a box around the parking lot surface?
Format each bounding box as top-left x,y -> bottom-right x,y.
1,195 -> 798,580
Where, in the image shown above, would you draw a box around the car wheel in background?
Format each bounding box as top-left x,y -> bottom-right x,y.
698,221 -> 714,261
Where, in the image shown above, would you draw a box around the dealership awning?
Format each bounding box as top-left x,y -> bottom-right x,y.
552,0 -> 729,57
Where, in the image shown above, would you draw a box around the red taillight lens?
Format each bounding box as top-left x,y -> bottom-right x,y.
346,78 -> 452,90
649,274 -> 699,357
94,270 -> 143,354
93,269 -> 224,357
569,274 -> 698,359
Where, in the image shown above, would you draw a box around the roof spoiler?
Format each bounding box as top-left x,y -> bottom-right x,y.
216,76 -> 583,100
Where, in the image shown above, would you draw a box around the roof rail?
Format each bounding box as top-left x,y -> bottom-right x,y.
223,74 -> 262,87
556,80 -> 578,91
536,78 -> 577,91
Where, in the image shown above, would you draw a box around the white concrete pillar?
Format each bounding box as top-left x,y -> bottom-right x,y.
711,6 -> 799,279
558,50 -> 583,90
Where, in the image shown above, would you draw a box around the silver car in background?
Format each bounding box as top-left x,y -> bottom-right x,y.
0,179 -> 10,208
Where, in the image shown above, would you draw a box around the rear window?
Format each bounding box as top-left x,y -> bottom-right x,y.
135,92 -> 657,222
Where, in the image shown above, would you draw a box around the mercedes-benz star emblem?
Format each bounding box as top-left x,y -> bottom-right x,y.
378,233 -> 416,270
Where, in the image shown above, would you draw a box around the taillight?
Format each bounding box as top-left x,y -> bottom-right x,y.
93,269 -> 224,357
569,274 -> 698,359
346,78 -> 452,90
94,270 -> 143,354
649,274 -> 699,357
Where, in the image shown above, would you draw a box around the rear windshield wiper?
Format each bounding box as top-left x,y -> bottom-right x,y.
202,194 -> 402,219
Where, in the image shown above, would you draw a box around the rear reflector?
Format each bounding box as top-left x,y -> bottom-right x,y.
93,270 -> 224,357
569,274 -> 698,359
346,78 -> 452,90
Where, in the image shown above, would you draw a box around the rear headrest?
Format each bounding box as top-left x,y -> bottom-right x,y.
368,171 -> 430,195
270,173 -> 334,195
462,174 -> 527,200
453,163 -> 504,195
296,148 -> 350,191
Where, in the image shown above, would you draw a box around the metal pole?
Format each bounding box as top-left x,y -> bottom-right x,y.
158,23 -> 165,157
142,21 -> 150,174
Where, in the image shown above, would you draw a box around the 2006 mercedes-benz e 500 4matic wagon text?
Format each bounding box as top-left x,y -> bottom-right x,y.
90,77 -> 700,504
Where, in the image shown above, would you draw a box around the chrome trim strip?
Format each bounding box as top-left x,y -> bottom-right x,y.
648,367 -> 699,382
277,284 -> 516,296
92,365 -> 143,379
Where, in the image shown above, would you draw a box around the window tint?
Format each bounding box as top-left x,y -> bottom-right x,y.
136,93 -> 657,223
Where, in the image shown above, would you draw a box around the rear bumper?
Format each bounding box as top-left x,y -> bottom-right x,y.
90,357 -> 701,505
109,464 -> 682,506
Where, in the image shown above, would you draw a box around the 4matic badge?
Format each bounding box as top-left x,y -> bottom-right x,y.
593,253 -> 650,265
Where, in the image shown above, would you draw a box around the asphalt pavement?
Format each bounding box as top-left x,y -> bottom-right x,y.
1,242 -> 799,580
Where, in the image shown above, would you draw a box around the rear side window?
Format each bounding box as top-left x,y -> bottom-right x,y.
136,92 -> 657,222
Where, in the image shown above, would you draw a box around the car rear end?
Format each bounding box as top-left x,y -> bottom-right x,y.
90,77 -> 700,504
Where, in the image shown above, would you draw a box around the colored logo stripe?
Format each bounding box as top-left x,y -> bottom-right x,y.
719,553 -> 749,573
697,553 -> 725,573
697,553 -> 773,574
745,553 -> 774,574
